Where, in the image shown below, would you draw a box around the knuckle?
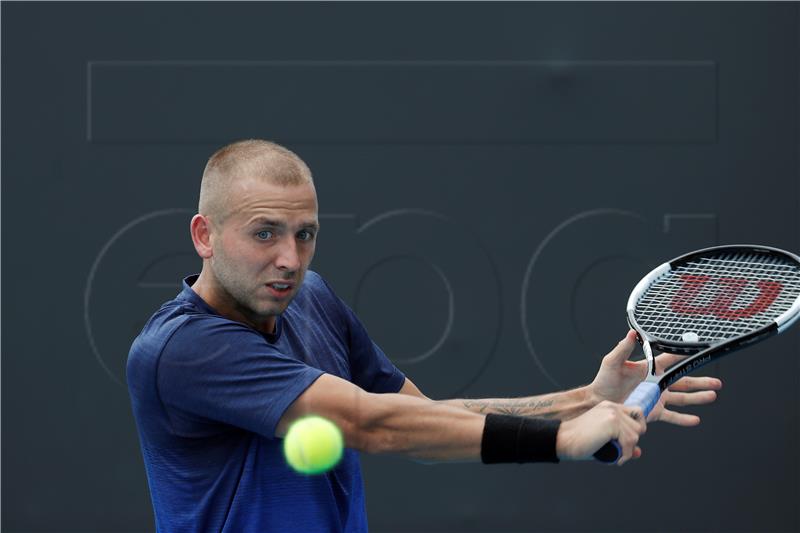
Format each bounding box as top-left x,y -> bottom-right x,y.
626,432 -> 640,445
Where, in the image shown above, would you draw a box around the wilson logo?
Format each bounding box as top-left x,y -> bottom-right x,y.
671,274 -> 782,320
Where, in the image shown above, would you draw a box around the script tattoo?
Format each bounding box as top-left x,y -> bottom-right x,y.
461,398 -> 556,417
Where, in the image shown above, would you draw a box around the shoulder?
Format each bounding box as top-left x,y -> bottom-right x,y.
295,270 -> 342,307
288,270 -> 352,335
128,298 -> 265,390
163,314 -> 270,363
129,298 -> 201,364
301,269 -> 332,293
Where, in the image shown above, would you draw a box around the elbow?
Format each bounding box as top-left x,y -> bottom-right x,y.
362,430 -> 392,455
353,393 -> 409,456
363,428 -> 417,457
336,392 -> 386,455
360,416 -> 402,456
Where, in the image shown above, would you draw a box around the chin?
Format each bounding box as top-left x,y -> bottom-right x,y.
262,302 -> 290,316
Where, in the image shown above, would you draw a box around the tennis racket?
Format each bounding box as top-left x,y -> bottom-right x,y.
593,244 -> 800,463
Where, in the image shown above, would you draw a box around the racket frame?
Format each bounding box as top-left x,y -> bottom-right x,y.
593,244 -> 800,463
627,244 -> 800,389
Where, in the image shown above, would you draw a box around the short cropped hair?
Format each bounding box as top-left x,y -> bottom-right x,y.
198,139 -> 313,228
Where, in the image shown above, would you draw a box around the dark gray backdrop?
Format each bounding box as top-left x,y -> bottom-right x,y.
3,2 -> 799,532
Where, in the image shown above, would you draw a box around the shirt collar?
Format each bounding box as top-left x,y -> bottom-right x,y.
177,274 -> 283,341
178,274 -> 218,315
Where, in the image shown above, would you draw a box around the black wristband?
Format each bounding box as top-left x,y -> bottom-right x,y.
480,414 -> 561,464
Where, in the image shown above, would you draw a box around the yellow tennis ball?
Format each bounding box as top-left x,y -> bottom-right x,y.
283,415 -> 344,475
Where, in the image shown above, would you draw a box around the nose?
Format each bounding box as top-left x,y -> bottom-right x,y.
275,237 -> 302,272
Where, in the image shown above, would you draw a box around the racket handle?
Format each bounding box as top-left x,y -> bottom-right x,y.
593,382 -> 662,464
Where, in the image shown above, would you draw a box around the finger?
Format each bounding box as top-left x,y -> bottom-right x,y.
633,446 -> 642,459
613,409 -> 636,466
619,410 -> 647,460
624,406 -> 647,434
616,429 -> 640,466
605,330 -> 639,365
657,409 -> 701,426
662,390 -> 717,407
667,376 -> 723,392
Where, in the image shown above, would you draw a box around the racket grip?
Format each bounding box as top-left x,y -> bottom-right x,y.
593,382 -> 662,464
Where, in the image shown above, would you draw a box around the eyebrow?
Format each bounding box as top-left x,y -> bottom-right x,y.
247,217 -> 319,230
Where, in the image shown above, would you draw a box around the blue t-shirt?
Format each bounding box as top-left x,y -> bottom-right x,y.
127,271 -> 406,532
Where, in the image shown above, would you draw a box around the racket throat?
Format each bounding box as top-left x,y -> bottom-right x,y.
642,340 -> 657,378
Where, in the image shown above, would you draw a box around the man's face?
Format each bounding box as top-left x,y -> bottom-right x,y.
209,177 -> 319,329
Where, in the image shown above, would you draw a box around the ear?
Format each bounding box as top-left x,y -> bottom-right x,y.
190,214 -> 214,259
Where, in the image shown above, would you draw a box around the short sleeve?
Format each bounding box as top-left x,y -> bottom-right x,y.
157,317 -> 324,438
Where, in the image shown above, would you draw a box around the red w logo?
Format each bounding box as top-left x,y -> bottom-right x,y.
671,274 -> 782,320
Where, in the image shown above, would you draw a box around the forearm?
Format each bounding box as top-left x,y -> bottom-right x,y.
361,392 -> 486,463
280,373 -> 558,464
440,385 -> 594,421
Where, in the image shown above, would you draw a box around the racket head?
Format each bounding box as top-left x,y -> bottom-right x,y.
626,245 -> 800,356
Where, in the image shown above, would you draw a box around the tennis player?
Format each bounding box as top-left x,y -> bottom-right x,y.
127,139 -> 722,532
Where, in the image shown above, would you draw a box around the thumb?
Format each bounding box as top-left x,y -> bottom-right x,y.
605,330 -> 638,364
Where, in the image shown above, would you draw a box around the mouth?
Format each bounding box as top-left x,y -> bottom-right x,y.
265,281 -> 294,298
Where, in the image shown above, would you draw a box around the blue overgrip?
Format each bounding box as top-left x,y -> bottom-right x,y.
593,381 -> 661,463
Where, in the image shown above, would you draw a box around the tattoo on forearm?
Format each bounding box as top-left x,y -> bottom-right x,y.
462,398 -> 555,417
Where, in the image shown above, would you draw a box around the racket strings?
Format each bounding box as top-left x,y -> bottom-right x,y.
634,251 -> 800,343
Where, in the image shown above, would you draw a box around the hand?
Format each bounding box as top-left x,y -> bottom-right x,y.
556,400 -> 646,466
588,330 -> 723,426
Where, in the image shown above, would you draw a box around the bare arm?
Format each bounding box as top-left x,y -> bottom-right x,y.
398,377 -> 593,421
281,375 -> 645,465
399,330 -> 720,424
441,386 -> 593,421
454,332 -> 721,426
277,373 -> 485,463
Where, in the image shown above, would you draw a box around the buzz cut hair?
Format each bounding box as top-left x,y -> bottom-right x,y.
198,139 -> 313,228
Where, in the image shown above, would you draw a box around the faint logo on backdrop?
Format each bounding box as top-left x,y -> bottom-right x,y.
83,208 -> 502,398
84,208 -> 197,386
85,207 -> 716,393
521,210 -> 718,389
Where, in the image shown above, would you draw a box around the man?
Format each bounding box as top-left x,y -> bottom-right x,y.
127,139 -> 722,532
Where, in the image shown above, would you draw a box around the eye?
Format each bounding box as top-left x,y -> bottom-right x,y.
255,230 -> 274,241
297,230 -> 316,242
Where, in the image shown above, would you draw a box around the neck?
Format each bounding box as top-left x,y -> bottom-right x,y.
191,272 -> 277,334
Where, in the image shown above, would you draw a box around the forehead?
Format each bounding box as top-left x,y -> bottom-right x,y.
227,178 -> 318,226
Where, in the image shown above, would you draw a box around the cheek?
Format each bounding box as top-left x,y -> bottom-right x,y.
220,237 -> 260,269
304,242 -> 317,262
